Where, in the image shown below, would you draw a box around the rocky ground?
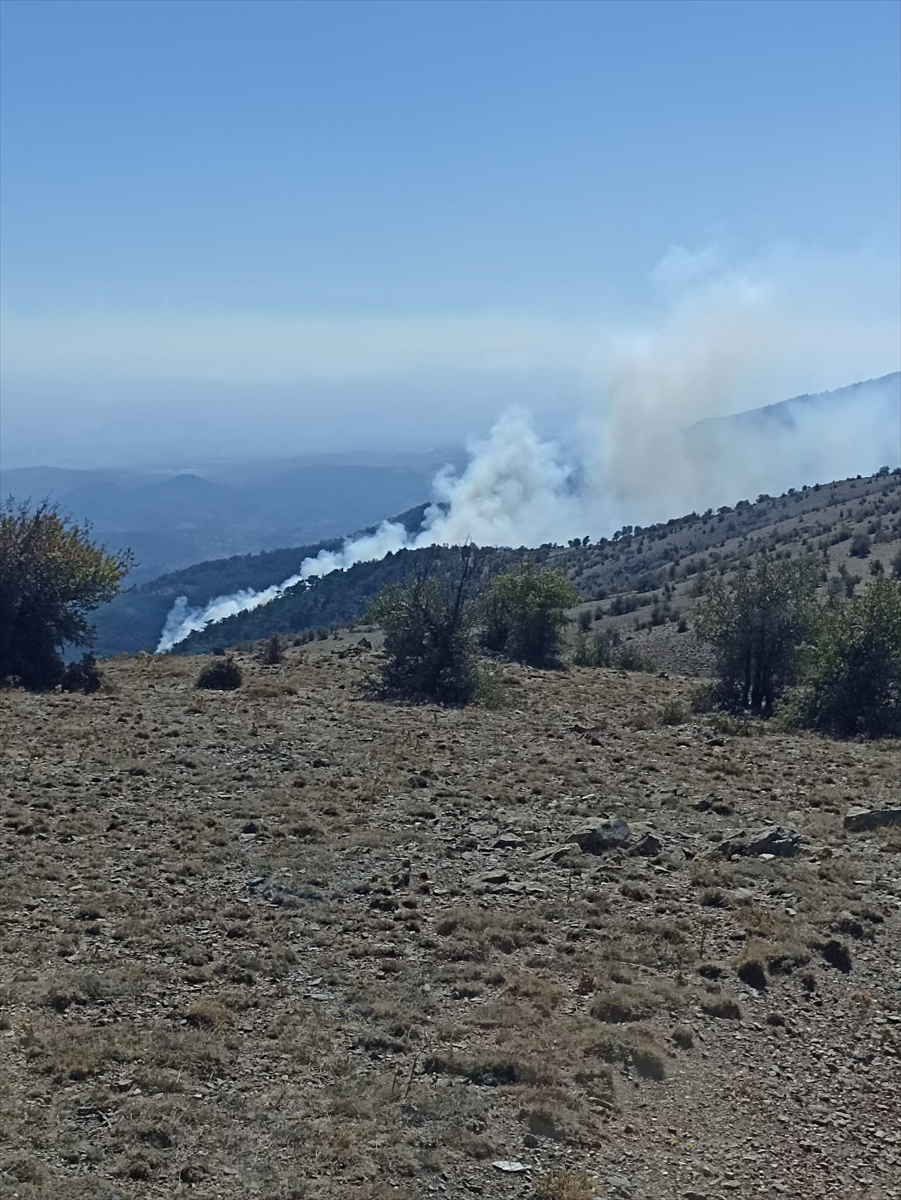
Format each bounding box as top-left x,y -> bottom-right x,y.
1,643 -> 899,1200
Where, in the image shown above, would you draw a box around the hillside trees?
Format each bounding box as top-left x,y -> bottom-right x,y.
791,577 -> 901,739
0,500 -> 133,689
367,545 -> 486,705
480,563 -> 578,667
366,553 -> 580,703
698,555 -> 819,716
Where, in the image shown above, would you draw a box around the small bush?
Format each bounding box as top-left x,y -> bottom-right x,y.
657,699 -> 686,726
577,609 -> 593,633
614,642 -> 648,672
258,633 -> 284,665
474,665 -> 506,709
571,629 -> 617,668
196,657 -> 243,691
60,653 -> 102,694
849,533 -> 871,558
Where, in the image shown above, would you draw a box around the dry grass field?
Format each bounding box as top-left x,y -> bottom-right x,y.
1,643 -> 900,1200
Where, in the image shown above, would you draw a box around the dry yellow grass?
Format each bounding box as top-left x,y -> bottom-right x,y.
1,647 -> 899,1199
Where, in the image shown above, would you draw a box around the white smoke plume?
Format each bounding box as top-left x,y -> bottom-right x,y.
156,258 -> 900,651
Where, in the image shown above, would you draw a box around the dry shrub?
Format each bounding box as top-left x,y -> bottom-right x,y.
534,1169 -> 598,1200
196,657 -> 242,691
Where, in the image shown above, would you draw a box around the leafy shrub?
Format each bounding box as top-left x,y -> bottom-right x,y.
60,653 -> 102,694
196,657 -> 243,691
367,546 -> 484,706
614,642 -> 649,672
788,578 -> 901,738
658,700 -> 686,726
0,500 -> 132,689
577,608 -> 593,633
849,533 -> 871,558
480,563 -> 578,667
259,633 -> 284,665
697,555 -> 819,716
572,628 -> 618,668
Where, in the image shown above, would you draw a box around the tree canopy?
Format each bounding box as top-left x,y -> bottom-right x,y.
480,563 -> 578,667
0,500 -> 133,689
366,546 -> 485,706
698,555 -> 819,716
792,577 -> 901,739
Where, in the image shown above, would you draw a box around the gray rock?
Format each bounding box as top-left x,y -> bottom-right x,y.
469,822 -> 498,840
720,826 -> 800,858
530,842 -> 582,864
844,806 -> 901,832
466,869 -> 509,888
630,832 -> 664,857
571,817 -> 632,855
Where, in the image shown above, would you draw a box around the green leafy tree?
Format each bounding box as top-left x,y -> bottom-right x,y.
480,562 -> 578,667
367,546 -> 484,705
0,500 -> 133,689
792,578 -> 901,739
697,555 -> 819,716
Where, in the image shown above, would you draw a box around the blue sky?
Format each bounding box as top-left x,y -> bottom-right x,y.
1,0 -> 899,466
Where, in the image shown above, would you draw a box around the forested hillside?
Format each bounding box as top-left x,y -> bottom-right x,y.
92,506 -> 427,656
167,470 -> 901,657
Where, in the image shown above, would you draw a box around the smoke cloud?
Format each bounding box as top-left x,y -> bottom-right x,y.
156,259 -> 900,651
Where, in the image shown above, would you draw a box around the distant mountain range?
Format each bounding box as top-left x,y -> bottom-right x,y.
0,448 -> 465,584
689,372 -> 900,486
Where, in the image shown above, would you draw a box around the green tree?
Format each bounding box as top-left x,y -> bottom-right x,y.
480,562 -> 578,667
367,546 -> 484,705
0,500 -> 133,689
697,555 -> 819,716
792,577 -> 901,739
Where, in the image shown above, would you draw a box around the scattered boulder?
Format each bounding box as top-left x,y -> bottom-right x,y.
719,826 -> 801,859
466,869 -> 509,889
571,817 -> 632,855
630,831 -> 664,857
843,806 -> 901,833
531,842 -> 582,864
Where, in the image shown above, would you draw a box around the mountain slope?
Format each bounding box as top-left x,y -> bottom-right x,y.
169,470 -> 901,658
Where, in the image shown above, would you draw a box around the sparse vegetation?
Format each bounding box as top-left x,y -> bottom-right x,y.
1,622 -> 899,1199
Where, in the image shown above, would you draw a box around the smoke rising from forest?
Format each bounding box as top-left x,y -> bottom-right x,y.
156,269 -> 900,651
